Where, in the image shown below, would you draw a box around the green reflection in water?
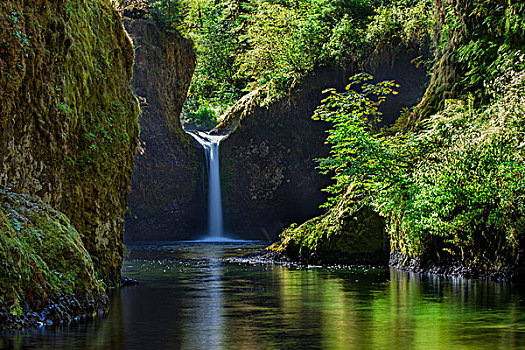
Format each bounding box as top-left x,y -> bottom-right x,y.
1,243 -> 524,350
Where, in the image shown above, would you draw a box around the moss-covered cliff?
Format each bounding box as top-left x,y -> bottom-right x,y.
1,0 -> 139,306
415,0 -> 524,121
219,48 -> 429,240
123,18 -> 204,241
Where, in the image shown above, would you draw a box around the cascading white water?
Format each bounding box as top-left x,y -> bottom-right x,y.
188,131 -> 227,239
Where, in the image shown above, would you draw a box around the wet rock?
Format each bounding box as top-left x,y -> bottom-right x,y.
270,198 -> 390,266
121,276 -> 140,286
389,250 -> 523,281
0,190 -> 108,329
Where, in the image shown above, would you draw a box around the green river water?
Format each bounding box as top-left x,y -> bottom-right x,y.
2,242 -> 524,349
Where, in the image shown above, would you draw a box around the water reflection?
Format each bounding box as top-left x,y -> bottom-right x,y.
181,249 -> 224,350
1,243 -> 524,350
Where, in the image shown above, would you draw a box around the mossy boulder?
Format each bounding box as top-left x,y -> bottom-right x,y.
0,190 -> 106,328
0,0 -> 139,285
122,18 -> 205,241
269,193 -> 389,265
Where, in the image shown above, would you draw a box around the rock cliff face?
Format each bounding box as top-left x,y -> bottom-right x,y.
219,49 -> 429,240
0,0 -> 139,285
123,19 -> 204,242
0,0 -> 139,326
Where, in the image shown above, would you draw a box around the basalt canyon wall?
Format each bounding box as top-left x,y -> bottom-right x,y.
123,18 -> 205,242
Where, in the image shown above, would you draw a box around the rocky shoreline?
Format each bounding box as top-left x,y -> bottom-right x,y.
389,251 -> 524,282
226,248 -> 524,283
0,292 -> 107,330
225,249 -> 389,271
0,275 -> 140,330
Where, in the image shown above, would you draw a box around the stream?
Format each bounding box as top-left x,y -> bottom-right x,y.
2,242 -> 524,349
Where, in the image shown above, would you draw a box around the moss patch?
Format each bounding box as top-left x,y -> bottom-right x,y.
0,190 -> 105,328
270,193 -> 389,265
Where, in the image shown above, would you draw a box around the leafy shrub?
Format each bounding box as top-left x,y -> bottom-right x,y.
365,0 -> 433,49
181,103 -> 218,130
313,73 -> 400,207
314,59 -> 524,270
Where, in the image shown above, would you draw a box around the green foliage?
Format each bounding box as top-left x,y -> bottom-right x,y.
181,103 -> 218,130
186,0 -> 244,111
313,60 -> 525,270
322,14 -> 367,66
149,0 -> 185,30
318,0 -> 379,25
365,0 -> 433,49
177,0 -> 246,124
313,73 -> 399,207
237,0 -> 330,102
112,0 -> 184,29
182,0 -> 433,117
114,0 -> 433,118
439,0 -> 525,103
111,0 -> 148,10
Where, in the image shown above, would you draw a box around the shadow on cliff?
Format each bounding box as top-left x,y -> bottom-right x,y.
123,18 -> 207,242
216,47 -> 430,240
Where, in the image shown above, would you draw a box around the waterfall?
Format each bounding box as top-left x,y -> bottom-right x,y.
188,131 -> 227,239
